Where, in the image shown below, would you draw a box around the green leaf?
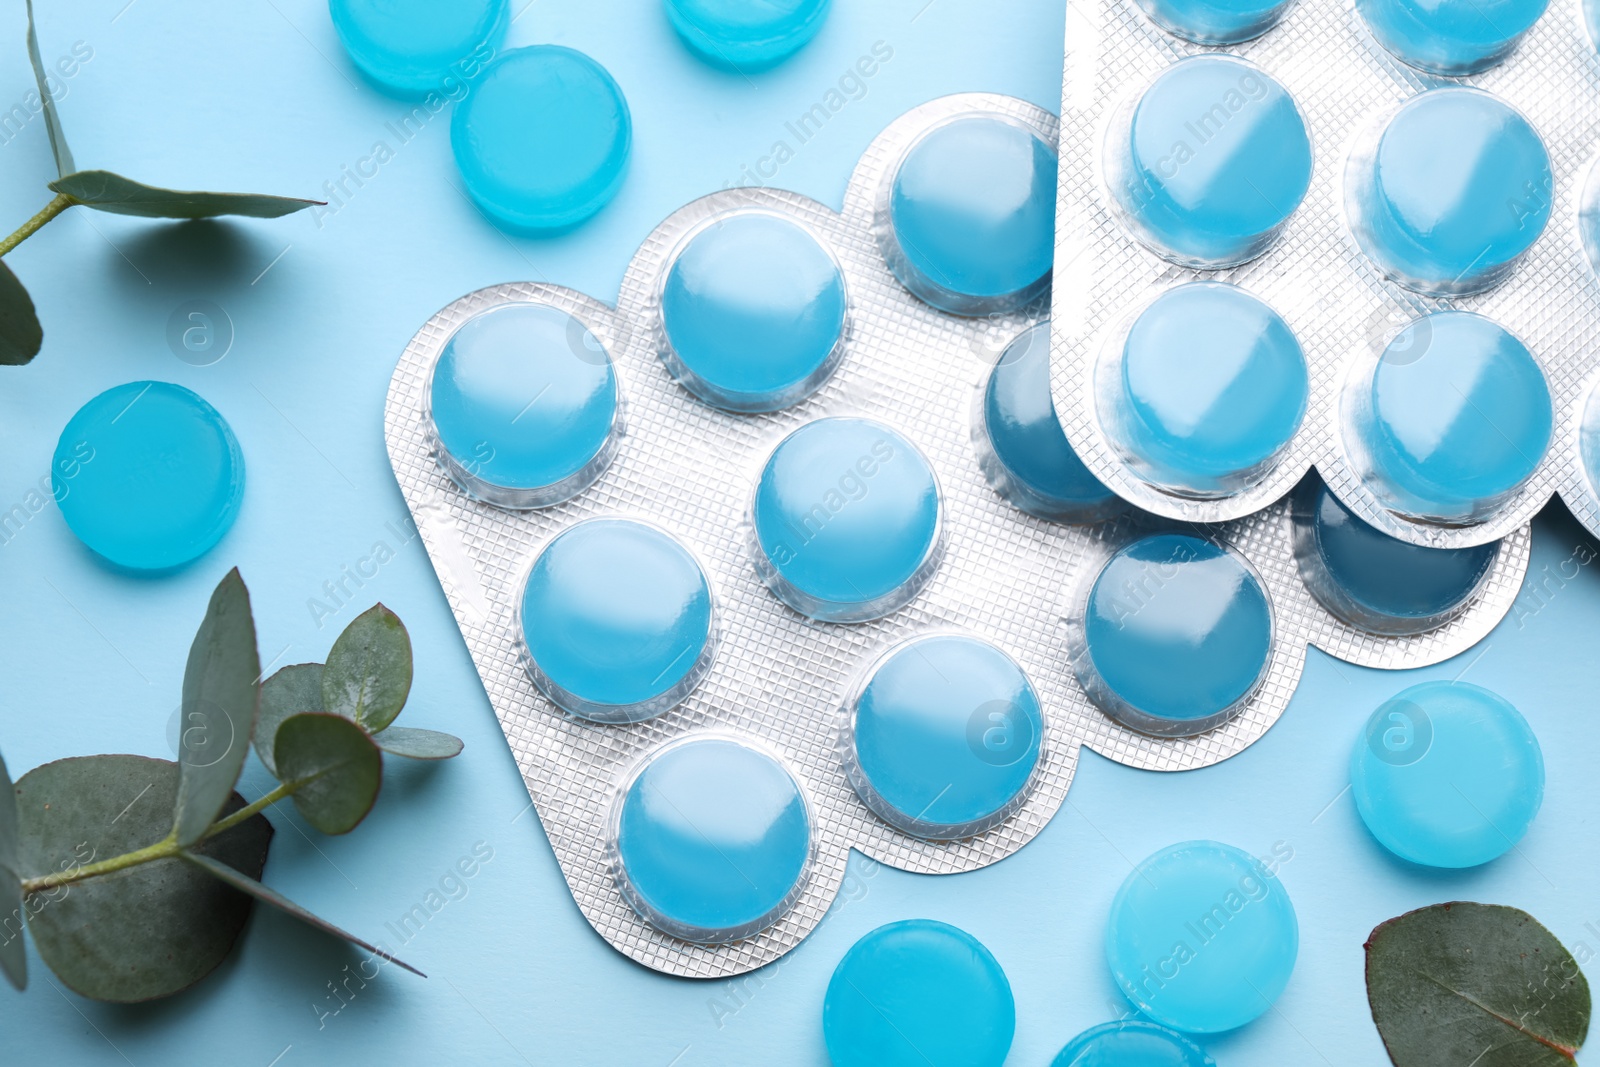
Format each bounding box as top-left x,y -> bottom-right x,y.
0,751 -> 25,991
179,852 -> 422,977
371,727 -> 463,761
24,0 -> 73,178
255,663 -> 325,779
274,714 -> 382,835
1366,902 -> 1591,1066
0,261 -> 42,367
49,170 -> 322,220
174,569 -> 261,846
15,755 -> 272,1003
322,604 -> 413,733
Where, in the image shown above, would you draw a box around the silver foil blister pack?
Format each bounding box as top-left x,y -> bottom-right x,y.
384,93 -> 1528,977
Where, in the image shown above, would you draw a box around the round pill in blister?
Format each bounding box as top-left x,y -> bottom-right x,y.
427,302 -> 621,509
451,46 -> 631,233
1106,840 -> 1298,1033
518,518 -> 715,724
750,416 -> 943,623
1345,88 -> 1550,297
1106,55 -> 1312,269
824,920 -> 1015,1067
843,634 -> 1044,840
1347,311 -> 1552,526
978,321 -> 1121,524
1356,0 -> 1547,75
1582,378 -> 1600,499
329,0 -> 506,96
1099,282 -> 1308,499
611,735 -> 812,943
1351,682 -> 1544,868
664,0 -> 831,70
659,211 -> 847,414
884,116 -> 1057,316
1071,533 -> 1273,737
1133,0 -> 1295,45
1291,477 -> 1498,636
1051,1020 -> 1216,1066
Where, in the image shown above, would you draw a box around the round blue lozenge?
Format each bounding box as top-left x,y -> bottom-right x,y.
1351,681 -> 1544,868
660,212 -> 847,413
1134,0 -> 1296,44
1108,56 -> 1312,268
846,634 -> 1044,839
1052,1020 -> 1216,1066
664,0 -> 831,70
1583,377 -> 1600,500
1292,477 -> 1498,635
1351,311 -> 1552,525
1346,88 -> 1550,296
329,0 -> 506,96
1106,840 -> 1299,1034
428,302 -> 619,509
451,46 -> 631,233
614,736 -> 811,942
1356,0 -> 1547,75
518,518 -> 715,723
824,920 -> 1015,1067
887,116 -> 1057,315
980,322 -> 1121,523
751,417 -> 942,623
1075,533 -> 1273,736
1103,282 -> 1308,497
54,382 -> 244,571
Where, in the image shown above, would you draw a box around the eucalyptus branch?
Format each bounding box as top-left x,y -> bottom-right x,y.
0,192 -> 73,257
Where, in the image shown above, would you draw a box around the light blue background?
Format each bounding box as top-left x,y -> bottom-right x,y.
0,1 -> 1596,1063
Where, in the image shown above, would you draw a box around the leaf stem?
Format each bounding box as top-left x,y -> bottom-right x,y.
206,782 -> 294,839
0,192 -> 74,257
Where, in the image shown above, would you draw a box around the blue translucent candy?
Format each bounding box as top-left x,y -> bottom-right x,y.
751,417 -> 942,623
660,212 -> 846,413
1052,1020 -> 1216,1066
1110,56 -> 1312,268
429,303 -> 619,509
1106,840 -> 1298,1034
54,382 -> 244,572
1351,681 -> 1544,869
1347,88 -> 1550,296
980,322 -> 1121,523
614,736 -> 810,942
519,518 -> 714,723
887,117 -> 1057,315
1077,533 -> 1272,736
824,920 -> 1015,1067
1134,0 -> 1295,44
1105,283 -> 1308,497
664,0 -> 831,70
846,635 -> 1044,839
1353,312 -> 1552,524
452,46 -> 631,233
329,0 -> 506,96
1356,0 -> 1548,75
1293,478 -> 1498,635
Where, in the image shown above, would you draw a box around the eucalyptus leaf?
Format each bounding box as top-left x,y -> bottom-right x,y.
0,751 -> 25,991
49,171 -> 321,220
15,755 -> 271,1003
24,0 -> 73,178
274,714 -> 382,835
322,604 -> 413,732
255,663 -> 325,780
0,261 -> 42,366
371,727 -> 463,761
1367,902 -> 1591,1066
180,852 -> 422,977
173,569 -> 261,846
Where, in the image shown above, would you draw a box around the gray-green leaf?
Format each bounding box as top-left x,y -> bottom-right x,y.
174,569 -> 261,846
0,751 -> 25,991
322,604 -> 412,732
180,852 -> 421,977
24,0 -> 73,177
49,170 -> 321,220
0,261 -> 42,366
1367,902 -> 1591,1066
274,713 -> 382,835
255,663 -> 325,779
371,727 -> 463,761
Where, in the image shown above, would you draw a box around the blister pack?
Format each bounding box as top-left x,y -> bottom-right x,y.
384,93 -> 1528,977
1050,0 -> 1600,547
